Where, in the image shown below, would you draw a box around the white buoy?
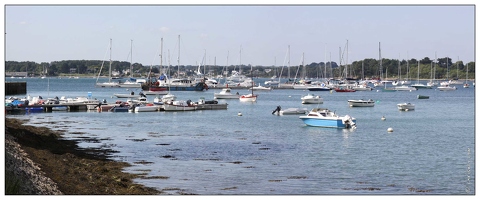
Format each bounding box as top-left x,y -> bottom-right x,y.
238,112 -> 242,116
387,127 -> 393,132
381,116 -> 386,121
376,90 -> 379,92
288,95 -> 291,98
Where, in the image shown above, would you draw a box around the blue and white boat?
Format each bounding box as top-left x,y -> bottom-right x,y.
299,108 -> 356,128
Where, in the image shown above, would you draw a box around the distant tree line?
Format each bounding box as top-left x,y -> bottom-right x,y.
5,57 -> 475,80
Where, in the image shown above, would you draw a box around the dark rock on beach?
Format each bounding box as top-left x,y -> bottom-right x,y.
4,118 -> 161,195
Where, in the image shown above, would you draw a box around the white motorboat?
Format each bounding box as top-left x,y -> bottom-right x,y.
292,84 -> 311,90
250,84 -> 272,91
119,79 -> 145,88
393,85 -> 417,91
437,85 -> 457,91
214,88 -> 241,99
352,84 -> 373,91
113,93 -> 141,98
132,104 -> 160,112
348,99 -> 375,107
299,108 -> 356,128
279,108 -> 308,115
397,103 -> 415,111
163,100 -> 196,111
301,94 -> 323,104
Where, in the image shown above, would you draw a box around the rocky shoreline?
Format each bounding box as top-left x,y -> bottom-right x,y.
4,118 -> 162,195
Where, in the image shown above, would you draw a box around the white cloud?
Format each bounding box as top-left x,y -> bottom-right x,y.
19,21 -> 27,25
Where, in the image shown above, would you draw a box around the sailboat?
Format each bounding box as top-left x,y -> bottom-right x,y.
394,58 -> 417,91
463,63 -> 470,88
120,40 -> 145,88
239,66 -> 257,102
411,61 -> 432,89
96,39 -> 120,87
437,57 -> 457,91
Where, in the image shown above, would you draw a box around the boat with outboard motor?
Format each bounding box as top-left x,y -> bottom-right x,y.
299,108 -> 356,128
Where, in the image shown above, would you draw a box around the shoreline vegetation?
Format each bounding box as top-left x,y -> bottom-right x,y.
4,117 -> 166,195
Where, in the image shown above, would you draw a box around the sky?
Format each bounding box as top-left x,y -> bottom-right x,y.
3,1 -> 477,67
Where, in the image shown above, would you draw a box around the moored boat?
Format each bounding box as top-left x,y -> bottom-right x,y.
214,88 -> 240,99
239,94 -> 257,102
279,108 -> 308,115
397,103 -> 415,111
334,87 -> 356,92
347,99 -> 375,107
299,108 -> 356,128
437,85 -> 457,91
163,100 -> 196,111
301,94 -> 323,104
417,95 -> 429,99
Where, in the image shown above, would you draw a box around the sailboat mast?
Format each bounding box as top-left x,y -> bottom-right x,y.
417,60 -> 420,84
177,35 -> 181,78
346,39 -> 348,79
324,43 -> 327,80
130,39 -> 133,77
379,42 -> 382,81
288,45 -> 290,80
109,38 -> 112,83
160,38 -> 163,75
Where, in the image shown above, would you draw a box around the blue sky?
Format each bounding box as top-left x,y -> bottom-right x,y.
4,2 -> 476,67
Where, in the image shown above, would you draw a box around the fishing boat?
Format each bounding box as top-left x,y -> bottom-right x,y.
142,87 -> 169,95
279,108 -> 308,115
301,94 -> 323,104
96,39 -> 120,87
347,99 -> 375,107
417,95 -> 429,99
214,88 -> 240,99
397,103 -> 415,111
299,108 -> 356,128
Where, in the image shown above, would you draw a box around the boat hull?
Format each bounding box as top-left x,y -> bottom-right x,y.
163,104 -> 196,111
134,105 -> 160,112
214,94 -> 240,99
239,94 -> 257,102
348,100 -> 375,107
417,95 -> 429,99
397,103 -> 415,111
299,117 -> 357,128
279,108 -> 308,115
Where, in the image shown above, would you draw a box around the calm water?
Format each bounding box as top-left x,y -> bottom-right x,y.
5,77 -> 476,194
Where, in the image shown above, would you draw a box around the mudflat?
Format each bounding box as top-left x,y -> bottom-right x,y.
5,117 -> 162,195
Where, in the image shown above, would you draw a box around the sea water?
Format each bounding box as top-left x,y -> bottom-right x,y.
5,77 -> 475,194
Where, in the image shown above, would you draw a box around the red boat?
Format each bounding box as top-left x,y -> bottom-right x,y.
334,87 -> 356,92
